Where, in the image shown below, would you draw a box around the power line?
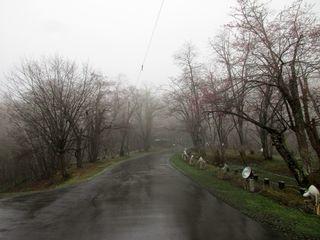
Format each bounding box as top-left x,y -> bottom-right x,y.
137,0 -> 165,85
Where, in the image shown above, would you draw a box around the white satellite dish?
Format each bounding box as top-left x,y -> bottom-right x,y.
242,167 -> 252,179
303,185 -> 320,205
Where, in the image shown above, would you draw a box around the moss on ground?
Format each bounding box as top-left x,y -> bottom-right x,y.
171,154 -> 320,240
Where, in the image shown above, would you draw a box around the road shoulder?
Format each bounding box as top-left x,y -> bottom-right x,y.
170,153 -> 320,240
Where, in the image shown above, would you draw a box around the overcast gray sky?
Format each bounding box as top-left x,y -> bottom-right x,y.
1,0 -> 319,87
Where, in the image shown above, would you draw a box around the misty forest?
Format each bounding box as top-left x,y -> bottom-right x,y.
1,0 -> 320,239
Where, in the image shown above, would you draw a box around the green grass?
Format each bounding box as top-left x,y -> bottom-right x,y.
225,151 -> 292,174
171,154 -> 320,240
208,150 -> 299,186
227,163 -> 297,186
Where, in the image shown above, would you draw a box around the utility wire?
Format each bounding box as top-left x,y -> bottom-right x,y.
137,0 -> 165,85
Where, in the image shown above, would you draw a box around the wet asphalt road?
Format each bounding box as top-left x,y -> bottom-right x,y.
0,152 -> 280,240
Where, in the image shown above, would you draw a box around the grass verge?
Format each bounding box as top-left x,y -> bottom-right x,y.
170,153 -> 320,240
0,150 -> 157,198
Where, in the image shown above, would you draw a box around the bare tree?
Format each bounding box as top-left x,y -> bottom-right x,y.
7,57 -> 95,178
167,42 -> 206,153
135,88 -> 162,152
232,0 -> 320,172
209,29 -> 251,162
203,71 -> 234,164
202,0 -> 320,186
118,87 -> 139,156
86,76 -> 120,163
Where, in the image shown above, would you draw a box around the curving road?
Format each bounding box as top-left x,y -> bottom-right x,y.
0,152 -> 280,240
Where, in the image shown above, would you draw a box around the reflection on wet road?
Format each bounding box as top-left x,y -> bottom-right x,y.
0,153 -> 280,240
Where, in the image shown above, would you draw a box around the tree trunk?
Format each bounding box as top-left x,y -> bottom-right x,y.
300,79 -> 320,167
260,128 -> 273,160
271,133 -> 309,187
233,116 -> 247,164
305,120 -> 320,168
143,132 -> 151,152
259,85 -> 273,161
119,144 -> 125,157
190,128 -> 205,155
219,143 -> 226,164
89,138 -> 99,163
287,65 -> 312,173
88,125 -> 101,163
119,131 -> 127,157
59,151 -> 69,179
75,137 -> 83,168
294,126 -> 312,173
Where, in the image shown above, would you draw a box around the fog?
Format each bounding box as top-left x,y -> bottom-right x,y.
1,2 -> 320,239
1,0 -> 319,87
